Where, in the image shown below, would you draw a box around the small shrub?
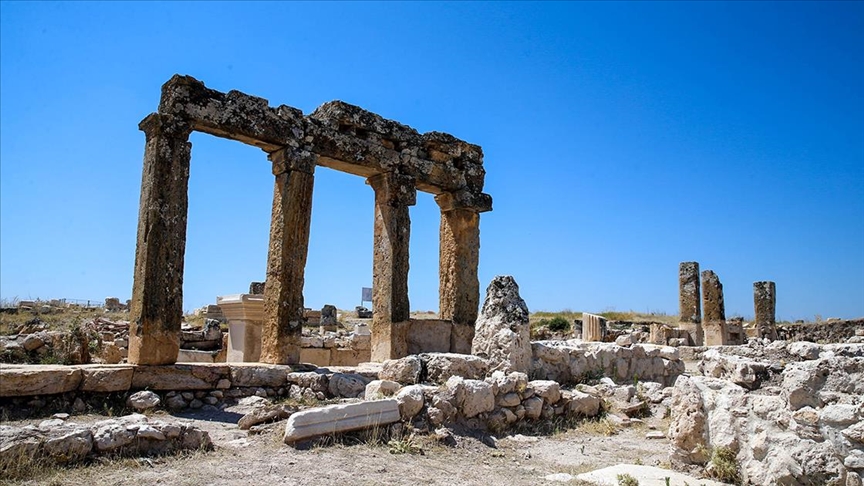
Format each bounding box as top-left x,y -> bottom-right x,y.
388,438 -> 423,455
708,446 -> 741,484
546,316 -> 571,332
617,473 -> 639,486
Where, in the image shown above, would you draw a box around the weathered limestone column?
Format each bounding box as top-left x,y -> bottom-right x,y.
129,113 -> 192,365
678,261 -> 703,346
368,172 -> 416,361
753,281 -> 777,340
260,148 -> 316,364
582,313 -> 606,342
435,193 -> 481,354
701,270 -> 726,346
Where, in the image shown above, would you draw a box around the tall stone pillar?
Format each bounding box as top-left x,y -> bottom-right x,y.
368,172 -> 416,361
678,261 -> 703,346
129,113 -> 192,365
701,270 -> 726,346
436,193 -> 481,354
753,281 -> 777,340
260,148 -> 316,364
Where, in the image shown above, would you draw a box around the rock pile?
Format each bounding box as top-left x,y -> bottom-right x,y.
669,341 -> 864,485
0,413 -> 211,473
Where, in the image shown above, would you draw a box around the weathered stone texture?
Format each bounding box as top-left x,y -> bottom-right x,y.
283,399 -> 400,445
369,172 -> 415,361
754,281 -> 777,340
678,261 -> 702,346
701,270 -> 726,346
128,114 -> 192,365
261,149 -> 315,365
437,204 -> 481,353
472,276 -> 532,374
132,75 -> 491,365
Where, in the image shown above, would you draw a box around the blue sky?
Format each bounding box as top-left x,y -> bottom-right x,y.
1,1 -> 862,321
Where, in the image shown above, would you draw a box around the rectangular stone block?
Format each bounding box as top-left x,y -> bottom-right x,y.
0,365 -> 82,397
330,348 -> 370,367
300,347 -> 332,366
131,364 -> 230,390
283,399 -> 400,444
177,349 -> 220,363
229,363 -> 291,388
407,319 -> 452,355
79,365 -> 134,392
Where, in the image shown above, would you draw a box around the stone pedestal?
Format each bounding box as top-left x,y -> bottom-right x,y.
368,172 -> 415,361
218,294 -> 265,362
753,281 -> 777,340
436,194 -> 482,354
582,313 -> 606,342
678,261 -> 702,346
128,114 -> 192,365
261,149 -> 315,365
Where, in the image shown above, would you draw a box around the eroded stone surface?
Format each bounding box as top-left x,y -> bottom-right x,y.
472,276 -> 531,374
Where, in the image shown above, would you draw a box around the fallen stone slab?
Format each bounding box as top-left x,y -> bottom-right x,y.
131,364 -> 230,390
283,399 -> 399,445
576,464 -> 730,486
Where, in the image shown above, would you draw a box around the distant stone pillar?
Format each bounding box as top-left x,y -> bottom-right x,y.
129,113 -> 192,366
678,261 -> 703,346
753,281 -> 777,340
368,172 -> 416,361
701,270 -> 726,346
436,193 -> 482,354
582,313 -> 606,342
260,148 -> 316,365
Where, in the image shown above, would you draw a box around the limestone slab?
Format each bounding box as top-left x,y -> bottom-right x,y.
283,399 -> 400,444
229,363 -> 291,388
131,364 -> 229,390
0,365 -> 83,397
79,365 -> 134,392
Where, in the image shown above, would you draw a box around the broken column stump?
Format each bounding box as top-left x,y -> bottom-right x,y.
678,261 -> 703,346
753,281 -> 777,340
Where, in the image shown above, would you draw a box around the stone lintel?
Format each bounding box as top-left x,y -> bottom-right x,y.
156,75 -> 486,194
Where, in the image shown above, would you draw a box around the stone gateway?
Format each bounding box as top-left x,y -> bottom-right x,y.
129,75 -> 492,365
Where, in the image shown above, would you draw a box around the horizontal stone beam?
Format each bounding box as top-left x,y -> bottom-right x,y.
154,75 -> 490,196
283,399 -> 400,444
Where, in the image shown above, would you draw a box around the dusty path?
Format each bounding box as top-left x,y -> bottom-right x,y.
7,406 -> 678,486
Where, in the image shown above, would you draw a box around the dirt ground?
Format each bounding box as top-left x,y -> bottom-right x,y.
5,402 -> 681,486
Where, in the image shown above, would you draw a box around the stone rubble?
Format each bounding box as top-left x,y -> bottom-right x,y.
668,340 -> 864,485
0,413 -> 211,471
471,276 -> 532,374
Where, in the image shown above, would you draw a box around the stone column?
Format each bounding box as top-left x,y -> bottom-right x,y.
260,148 -> 316,364
753,281 -> 777,340
435,193 -> 481,354
678,261 -> 703,345
128,113 -> 192,365
368,172 -> 416,361
701,270 -> 726,345
582,313 -> 606,342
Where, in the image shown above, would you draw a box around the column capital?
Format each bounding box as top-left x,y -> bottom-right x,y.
367,172 -> 417,207
268,147 -> 317,176
434,190 -> 492,213
138,113 -> 193,139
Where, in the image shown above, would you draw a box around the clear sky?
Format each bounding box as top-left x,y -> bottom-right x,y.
1,1 -> 862,321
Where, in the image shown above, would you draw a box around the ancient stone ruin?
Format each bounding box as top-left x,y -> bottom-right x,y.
129,75 -> 491,366
678,261 -> 703,346
754,280 -> 778,340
